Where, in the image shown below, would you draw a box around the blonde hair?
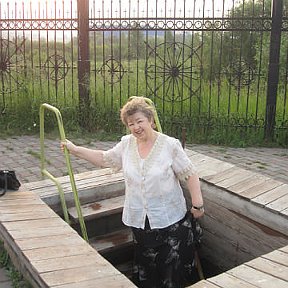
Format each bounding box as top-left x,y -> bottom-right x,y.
120,97 -> 154,126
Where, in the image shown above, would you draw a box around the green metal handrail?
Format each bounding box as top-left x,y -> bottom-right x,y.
39,103 -> 88,242
128,96 -> 163,132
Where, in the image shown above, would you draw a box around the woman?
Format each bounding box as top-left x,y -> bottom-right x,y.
61,97 -> 204,288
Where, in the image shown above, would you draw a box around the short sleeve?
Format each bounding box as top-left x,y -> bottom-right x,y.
102,137 -> 125,172
172,139 -> 197,181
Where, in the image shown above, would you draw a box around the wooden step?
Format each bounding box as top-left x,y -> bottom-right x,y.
68,194 -> 125,221
116,260 -> 134,280
90,228 -> 133,254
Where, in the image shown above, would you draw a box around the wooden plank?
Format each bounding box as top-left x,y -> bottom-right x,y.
32,253 -> 107,273
227,264 -> 288,288
41,183 -> 125,215
73,177 -> 124,195
229,175 -> 269,196
208,272 -> 259,288
23,175 -> 125,214
246,257 -> 288,281
243,179 -> 283,201
40,264 -> 121,287
201,199 -> 288,262
0,210 -> 59,222
36,176 -> 125,200
0,198 -> 43,206
196,159 -> 234,178
194,157 -> 227,170
184,148 -> 199,157
7,225 -> 75,239
202,167 -> 242,183
52,273 -> 135,288
240,180 -> 284,199
266,193 -> 288,213
252,184 -> 288,206
189,153 -> 212,164
58,173 -> 123,190
73,168 -> 116,179
0,204 -> 50,214
24,178 -> 59,190
90,228 -> 133,254
201,218 -> 286,272
262,250 -> 288,267
68,195 -> 125,221
30,172 -> 124,197
200,229 -> 244,270
279,245 -> 288,253
216,170 -> 256,191
25,170 -> 124,197
187,280 -> 221,288
282,208 -> 288,216
25,175 -> 70,189
0,191 -> 38,200
25,169 -> 115,190
23,168 -> 124,197
3,218 -> 68,231
200,181 -> 288,237
23,244 -> 96,261
15,233 -> 84,250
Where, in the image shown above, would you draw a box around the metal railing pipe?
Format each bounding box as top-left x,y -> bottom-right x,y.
39,103 -> 88,242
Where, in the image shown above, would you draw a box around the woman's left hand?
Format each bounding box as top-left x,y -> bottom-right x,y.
190,206 -> 204,218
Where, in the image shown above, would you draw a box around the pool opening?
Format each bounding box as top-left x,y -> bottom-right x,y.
70,210 -> 224,287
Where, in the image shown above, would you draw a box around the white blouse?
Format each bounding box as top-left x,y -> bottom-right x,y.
103,132 -> 196,229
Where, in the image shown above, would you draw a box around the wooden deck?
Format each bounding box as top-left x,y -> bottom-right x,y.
0,190 -> 135,287
0,149 -> 287,287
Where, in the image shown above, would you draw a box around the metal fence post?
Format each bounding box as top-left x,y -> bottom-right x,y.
77,0 -> 91,128
265,0 -> 283,141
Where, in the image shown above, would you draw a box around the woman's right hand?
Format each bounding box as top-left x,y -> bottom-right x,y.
60,139 -> 105,166
61,139 -> 77,155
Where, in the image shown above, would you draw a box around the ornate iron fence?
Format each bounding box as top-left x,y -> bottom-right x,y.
0,0 -> 287,143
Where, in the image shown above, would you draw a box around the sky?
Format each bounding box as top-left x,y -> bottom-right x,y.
0,0 -> 236,41
0,0 -> 236,19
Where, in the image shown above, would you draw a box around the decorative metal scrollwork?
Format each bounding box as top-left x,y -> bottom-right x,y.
89,17 -> 274,32
145,41 -> 202,102
43,54 -> 69,81
226,60 -> 255,88
0,20 -> 77,30
98,57 -> 127,84
0,38 -> 26,94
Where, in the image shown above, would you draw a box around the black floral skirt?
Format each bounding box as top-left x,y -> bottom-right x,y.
131,213 -> 202,288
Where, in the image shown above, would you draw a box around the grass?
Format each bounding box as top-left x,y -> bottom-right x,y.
1,110 -> 286,148
223,155 -> 232,159
0,241 -> 32,288
0,68 -> 287,148
257,165 -> 267,170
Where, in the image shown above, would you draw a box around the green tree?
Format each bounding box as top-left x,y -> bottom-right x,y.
129,22 -> 145,60
224,0 -> 271,67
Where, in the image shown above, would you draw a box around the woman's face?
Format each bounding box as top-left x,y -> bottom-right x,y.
127,111 -> 154,141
